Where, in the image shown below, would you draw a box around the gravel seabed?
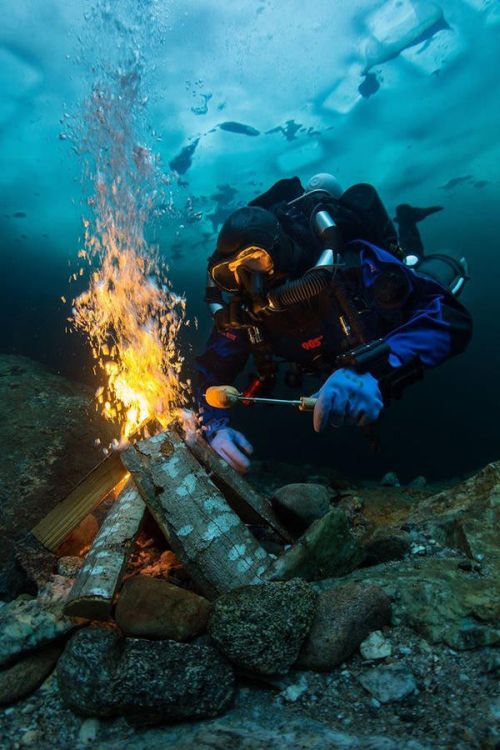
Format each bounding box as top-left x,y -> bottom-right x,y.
0,625 -> 498,750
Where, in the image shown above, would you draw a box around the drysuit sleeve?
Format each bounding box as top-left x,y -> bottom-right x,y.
194,326 -> 250,437
359,241 -> 472,369
383,283 -> 472,368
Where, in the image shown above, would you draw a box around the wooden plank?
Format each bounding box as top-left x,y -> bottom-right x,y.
121,430 -> 273,599
31,452 -> 126,552
63,479 -> 145,620
185,430 -> 293,543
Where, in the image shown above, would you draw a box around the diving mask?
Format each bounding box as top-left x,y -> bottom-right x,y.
210,246 -> 275,292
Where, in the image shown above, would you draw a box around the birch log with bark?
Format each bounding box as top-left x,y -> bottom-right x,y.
63,479 -> 145,620
185,430 -> 292,542
121,430 -> 273,599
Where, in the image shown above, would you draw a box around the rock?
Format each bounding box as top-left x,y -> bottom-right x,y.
77,717 -> 100,744
57,556 -> 84,578
98,714 -> 435,750
0,593 -> 75,668
363,529 -> 411,565
314,557 -> 500,650
296,583 -> 391,671
115,576 -> 211,641
271,483 -> 331,532
0,642 -> 63,705
409,462 -> 500,572
37,575 -> 75,607
359,630 -> 392,660
57,515 -> 99,557
280,674 -> 309,702
359,663 -> 417,703
14,533 -> 57,589
208,579 -> 317,674
57,627 -> 235,724
270,508 -> 364,581
380,472 -> 400,487
0,355 -> 115,543
0,547 -> 37,602
408,476 -> 427,489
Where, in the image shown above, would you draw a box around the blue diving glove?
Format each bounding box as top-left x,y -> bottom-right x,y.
209,427 -> 254,474
313,368 -> 383,432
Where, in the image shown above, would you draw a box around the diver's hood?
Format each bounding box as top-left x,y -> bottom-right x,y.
209,206 -> 304,281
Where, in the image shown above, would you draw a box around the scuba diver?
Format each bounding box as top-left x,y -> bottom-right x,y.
195,173 -> 472,473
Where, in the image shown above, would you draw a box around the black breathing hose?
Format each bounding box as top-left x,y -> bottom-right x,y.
267,268 -> 332,309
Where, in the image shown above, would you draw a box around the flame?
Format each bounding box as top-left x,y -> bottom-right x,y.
72,207 -> 188,443
67,41 -> 190,446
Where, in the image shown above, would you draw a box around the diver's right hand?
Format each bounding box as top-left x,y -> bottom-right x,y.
209,427 -> 254,474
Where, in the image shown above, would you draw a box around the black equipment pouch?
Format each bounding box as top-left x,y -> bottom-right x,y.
336,339 -> 424,405
377,356 -> 424,403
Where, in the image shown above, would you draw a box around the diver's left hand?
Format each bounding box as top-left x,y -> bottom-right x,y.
313,368 -> 383,432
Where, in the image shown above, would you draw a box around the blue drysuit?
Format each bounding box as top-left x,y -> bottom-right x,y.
195,239 -> 472,436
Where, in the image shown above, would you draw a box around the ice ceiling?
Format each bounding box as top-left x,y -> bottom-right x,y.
0,0 -> 498,269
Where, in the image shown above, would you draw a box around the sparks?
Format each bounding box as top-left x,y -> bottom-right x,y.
70,63 -> 189,445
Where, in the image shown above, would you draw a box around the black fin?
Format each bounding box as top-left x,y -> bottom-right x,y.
394,204 -> 443,224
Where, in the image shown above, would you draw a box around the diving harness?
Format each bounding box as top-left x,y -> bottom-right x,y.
204,190 -> 464,406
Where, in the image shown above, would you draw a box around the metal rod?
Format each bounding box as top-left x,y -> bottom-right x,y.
237,396 -> 301,406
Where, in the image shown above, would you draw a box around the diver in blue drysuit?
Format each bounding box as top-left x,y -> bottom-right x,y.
195,174 -> 472,473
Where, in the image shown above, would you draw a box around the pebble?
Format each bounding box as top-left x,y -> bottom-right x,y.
359,663 -> 417,704
360,631 -> 392,660
280,675 -> 309,703
57,556 -> 83,577
78,718 -> 99,744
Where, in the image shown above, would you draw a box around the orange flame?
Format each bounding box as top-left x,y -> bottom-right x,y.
72,179 -> 189,445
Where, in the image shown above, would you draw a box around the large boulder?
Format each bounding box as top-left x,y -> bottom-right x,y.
115,576 -> 211,641
57,627 -> 235,724
208,579 -> 317,674
296,583 -> 391,671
